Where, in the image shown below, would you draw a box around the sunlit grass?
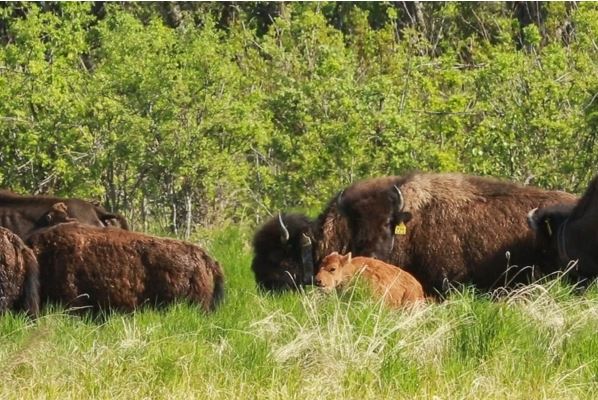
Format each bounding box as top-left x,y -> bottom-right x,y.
0,227 -> 597,399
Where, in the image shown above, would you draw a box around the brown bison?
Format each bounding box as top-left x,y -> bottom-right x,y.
27,223 -> 224,313
0,227 -> 39,317
0,189 -> 128,239
252,172 -> 577,294
315,252 -> 424,308
528,173 -> 598,280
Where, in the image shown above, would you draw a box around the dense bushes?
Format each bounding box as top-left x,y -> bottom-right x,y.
1,2 -> 596,233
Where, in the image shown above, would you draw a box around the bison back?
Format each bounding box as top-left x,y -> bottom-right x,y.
28,223 -> 223,312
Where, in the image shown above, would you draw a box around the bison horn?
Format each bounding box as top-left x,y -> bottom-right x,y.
527,208 -> 539,230
393,185 -> 405,212
278,213 -> 290,243
336,189 -> 345,207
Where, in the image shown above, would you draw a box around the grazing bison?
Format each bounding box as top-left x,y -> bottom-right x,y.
0,189 -> 128,239
528,173 -> 598,280
252,173 -> 577,294
316,252 -> 424,308
0,227 -> 39,317
27,223 -> 224,313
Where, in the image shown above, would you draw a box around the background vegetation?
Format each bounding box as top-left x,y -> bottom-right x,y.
1,2 -> 597,235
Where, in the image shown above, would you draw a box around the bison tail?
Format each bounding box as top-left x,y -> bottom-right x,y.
210,272 -> 225,311
21,250 -> 40,319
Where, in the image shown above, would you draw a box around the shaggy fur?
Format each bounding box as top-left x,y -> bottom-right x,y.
0,227 -> 40,317
316,252 -> 424,308
337,173 -> 577,293
529,174 -> 598,279
27,223 -> 224,313
0,190 -> 129,239
251,172 -> 577,294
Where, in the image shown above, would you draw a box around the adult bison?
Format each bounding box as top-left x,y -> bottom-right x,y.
27,223 -> 224,313
252,172 -> 577,294
0,189 -> 128,239
0,227 -> 39,317
528,173 -> 598,280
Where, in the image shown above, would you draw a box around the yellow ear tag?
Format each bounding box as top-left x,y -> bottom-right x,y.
395,222 -> 407,235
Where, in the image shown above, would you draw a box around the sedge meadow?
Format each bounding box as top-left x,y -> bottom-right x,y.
1,227 -> 597,399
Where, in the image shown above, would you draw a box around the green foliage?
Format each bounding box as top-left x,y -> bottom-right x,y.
1,2 -> 597,232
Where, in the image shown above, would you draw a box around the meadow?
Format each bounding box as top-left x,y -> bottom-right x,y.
1,227 -> 597,400
2,3 -> 598,398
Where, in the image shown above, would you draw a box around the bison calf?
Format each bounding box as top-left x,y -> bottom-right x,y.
315,252 -> 424,308
27,223 -> 224,313
0,227 -> 39,317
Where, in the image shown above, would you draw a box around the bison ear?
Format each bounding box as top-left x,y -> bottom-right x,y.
399,211 -> 412,223
346,252 -> 352,263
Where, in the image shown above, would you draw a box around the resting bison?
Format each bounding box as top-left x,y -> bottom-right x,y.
252,173 -> 577,294
316,252 -> 424,308
27,223 -> 224,313
528,173 -> 598,280
0,190 -> 128,239
0,227 -> 39,317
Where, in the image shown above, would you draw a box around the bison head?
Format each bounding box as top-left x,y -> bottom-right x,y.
339,182 -> 411,261
40,202 -> 76,227
527,204 -> 576,274
315,251 -> 352,291
251,213 -> 315,291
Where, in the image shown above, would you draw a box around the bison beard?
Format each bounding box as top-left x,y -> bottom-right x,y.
0,227 -> 40,317
251,173 -> 577,294
27,223 -> 224,312
0,190 -> 129,239
528,173 -> 598,280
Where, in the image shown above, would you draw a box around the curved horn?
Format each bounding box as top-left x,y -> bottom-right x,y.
527,208 -> 539,230
278,213 -> 290,243
393,185 -> 404,212
336,189 -> 345,207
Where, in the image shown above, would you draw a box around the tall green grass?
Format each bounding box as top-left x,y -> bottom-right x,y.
1,228 -> 597,399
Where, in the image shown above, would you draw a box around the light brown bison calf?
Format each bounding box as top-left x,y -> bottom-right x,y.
27,223 -> 224,313
0,227 -> 39,317
315,252 -> 424,308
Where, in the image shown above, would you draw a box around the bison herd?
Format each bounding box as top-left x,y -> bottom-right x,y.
252,172 -> 598,307
0,190 -> 223,317
0,171 -> 596,316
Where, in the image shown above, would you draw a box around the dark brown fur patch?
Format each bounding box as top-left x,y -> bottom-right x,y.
27,223 -> 224,313
530,173 -> 598,279
0,227 -> 39,317
0,190 -> 128,239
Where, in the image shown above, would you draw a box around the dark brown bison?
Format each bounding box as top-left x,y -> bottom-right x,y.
27,223 -> 224,313
252,173 -> 577,294
315,252 -> 425,308
528,173 -> 598,280
251,213 -> 315,291
0,190 -> 129,239
0,227 -> 39,317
